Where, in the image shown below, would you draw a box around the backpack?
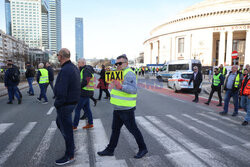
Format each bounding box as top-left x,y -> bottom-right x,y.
10,68 -> 20,83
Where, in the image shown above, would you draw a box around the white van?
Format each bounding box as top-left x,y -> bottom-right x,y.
156,59 -> 202,82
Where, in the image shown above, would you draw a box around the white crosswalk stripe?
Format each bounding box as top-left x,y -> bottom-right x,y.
0,123 -> 13,136
90,119 -> 128,167
166,114 -> 228,147
207,112 -> 240,124
0,113 -> 250,166
46,106 -> 55,115
0,122 -> 37,166
183,114 -> 248,144
30,121 -> 57,166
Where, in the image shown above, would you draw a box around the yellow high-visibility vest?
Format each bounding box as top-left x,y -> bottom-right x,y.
110,68 -> 137,107
80,68 -> 94,91
38,69 -> 49,84
213,73 -> 222,86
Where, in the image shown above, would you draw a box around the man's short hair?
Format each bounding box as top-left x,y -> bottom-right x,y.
214,68 -> 219,71
59,48 -> 71,59
117,54 -> 128,62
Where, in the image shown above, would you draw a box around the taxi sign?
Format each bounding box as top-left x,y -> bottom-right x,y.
105,70 -> 124,83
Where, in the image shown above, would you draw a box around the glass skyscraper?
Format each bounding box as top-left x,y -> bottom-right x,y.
5,0 -> 12,36
49,0 -> 61,53
75,17 -> 83,61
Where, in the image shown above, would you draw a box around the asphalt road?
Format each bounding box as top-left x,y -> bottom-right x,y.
0,78 -> 250,167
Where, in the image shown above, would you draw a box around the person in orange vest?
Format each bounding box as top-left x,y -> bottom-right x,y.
240,66 -> 250,126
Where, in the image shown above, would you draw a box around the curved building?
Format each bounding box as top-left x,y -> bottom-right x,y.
143,0 -> 250,66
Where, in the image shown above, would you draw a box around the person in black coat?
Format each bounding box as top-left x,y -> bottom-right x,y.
188,66 -> 203,103
25,62 -> 36,95
97,65 -> 110,100
45,62 -> 55,97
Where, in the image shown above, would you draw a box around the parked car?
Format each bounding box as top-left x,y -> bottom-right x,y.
167,71 -> 202,93
156,73 -> 173,82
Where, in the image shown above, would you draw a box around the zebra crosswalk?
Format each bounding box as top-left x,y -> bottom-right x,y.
0,111 -> 250,167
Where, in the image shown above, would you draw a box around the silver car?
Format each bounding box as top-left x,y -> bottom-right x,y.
167,71 -> 202,93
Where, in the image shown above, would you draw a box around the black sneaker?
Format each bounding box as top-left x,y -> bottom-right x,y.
134,149 -> 148,159
97,148 -> 114,156
216,103 -> 222,106
37,98 -> 42,102
29,94 -> 34,96
80,115 -> 87,120
7,101 -> 13,104
219,111 -> 227,115
55,156 -> 75,166
232,113 -> 238,117
242,121 -> 248,126
18,99 -> 22,104
204,102 -> 209,105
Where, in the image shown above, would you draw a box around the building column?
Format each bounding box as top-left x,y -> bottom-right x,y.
226,31 -> 233,66
185,34 -> 192,59
219,31 -> 226,65
244,30 -> 250,66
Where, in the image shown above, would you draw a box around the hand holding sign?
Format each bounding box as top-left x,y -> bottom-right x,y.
113,80 -> 122,90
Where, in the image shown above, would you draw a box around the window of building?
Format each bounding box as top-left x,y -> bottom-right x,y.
178,38 -> 184,54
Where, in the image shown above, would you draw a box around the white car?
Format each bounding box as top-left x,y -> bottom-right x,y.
167,71 -> 202,93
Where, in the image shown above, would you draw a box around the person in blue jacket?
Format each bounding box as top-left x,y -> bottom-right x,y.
54,48 -> 80,166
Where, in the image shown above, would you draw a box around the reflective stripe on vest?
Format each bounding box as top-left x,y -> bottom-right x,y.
80,69 -> 94,91
213,73 -> 221,86
241,76 -> 250,95
39,69 -> 49,84
110,68 -> 137,107
234,74 -> 240,88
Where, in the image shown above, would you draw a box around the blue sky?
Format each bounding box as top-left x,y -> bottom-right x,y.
0,0 -> 201,61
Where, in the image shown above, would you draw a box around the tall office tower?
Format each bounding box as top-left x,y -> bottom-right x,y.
5,0 -> 49,49
49,0 -> 61,53
75,17 -> 83,62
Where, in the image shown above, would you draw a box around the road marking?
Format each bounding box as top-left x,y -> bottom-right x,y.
183,114 -> 248,144
135,116 -> 206,166
173,98 -> 186,103
95,160 -> 128,167
68,120 -> 89,167
0,122 -> 37,166
166,115 -> 228,147
146,116 -> 201,150
195,105 -> 214,112
129,155 -> 167,167
0,123 -> 13,136
46,106 -> 55,115
30,121 -> 57,166
207,112 -> 241,125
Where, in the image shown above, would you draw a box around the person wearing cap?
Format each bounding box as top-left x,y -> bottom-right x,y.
36,63 -> 49,104
25,62 -> 36,96
97,54 -> 148,159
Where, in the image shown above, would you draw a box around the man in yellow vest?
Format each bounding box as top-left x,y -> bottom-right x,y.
204,68 -> 224,106
218,64 -> 227,78
220,65 -> 241,116
73,58 -> 95,130
36,63 -> 49,104
97,54 -> 148,159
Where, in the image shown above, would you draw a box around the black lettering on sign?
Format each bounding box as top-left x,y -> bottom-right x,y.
110,72 -> 115,80
115,71 -> 120,80
105,72 -> 110,82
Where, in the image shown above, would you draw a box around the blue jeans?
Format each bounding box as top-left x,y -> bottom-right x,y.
107,107 -> 147,152
39,84 -> 48,102
7,86 -> 20,102
73,96 -> 93,127
223,90 -> 239,114
27,77 -> 34,94
56,105 -> 76,158
241,96 -> 250,121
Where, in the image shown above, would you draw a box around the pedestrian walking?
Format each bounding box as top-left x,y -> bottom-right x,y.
189,66 -> 203,103
97,64 -> 110,100
45,62 -> 55,98
54,48 -> 80,165
240,67 -> 250,125
97,54 -> 148,159
204,68 -> 224,106
73,58 -> 95,130
25,62 -> 35,96
4,60 -> 21,104
10,61 -> 22,99
36,63 -> 49,104
219,65 -> 241,116
218,64 -> 227,78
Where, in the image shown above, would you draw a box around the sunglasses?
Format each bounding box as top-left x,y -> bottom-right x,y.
115,62 -> 125,66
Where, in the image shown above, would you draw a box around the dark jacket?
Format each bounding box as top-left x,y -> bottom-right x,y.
189,71 -> 203,88
80,65 -> 94,97
47,66 -> 54,81
25,65 -> 35,78
4,66 -> 19,87
54,61 -> 80,109
224,71 -> 242,92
